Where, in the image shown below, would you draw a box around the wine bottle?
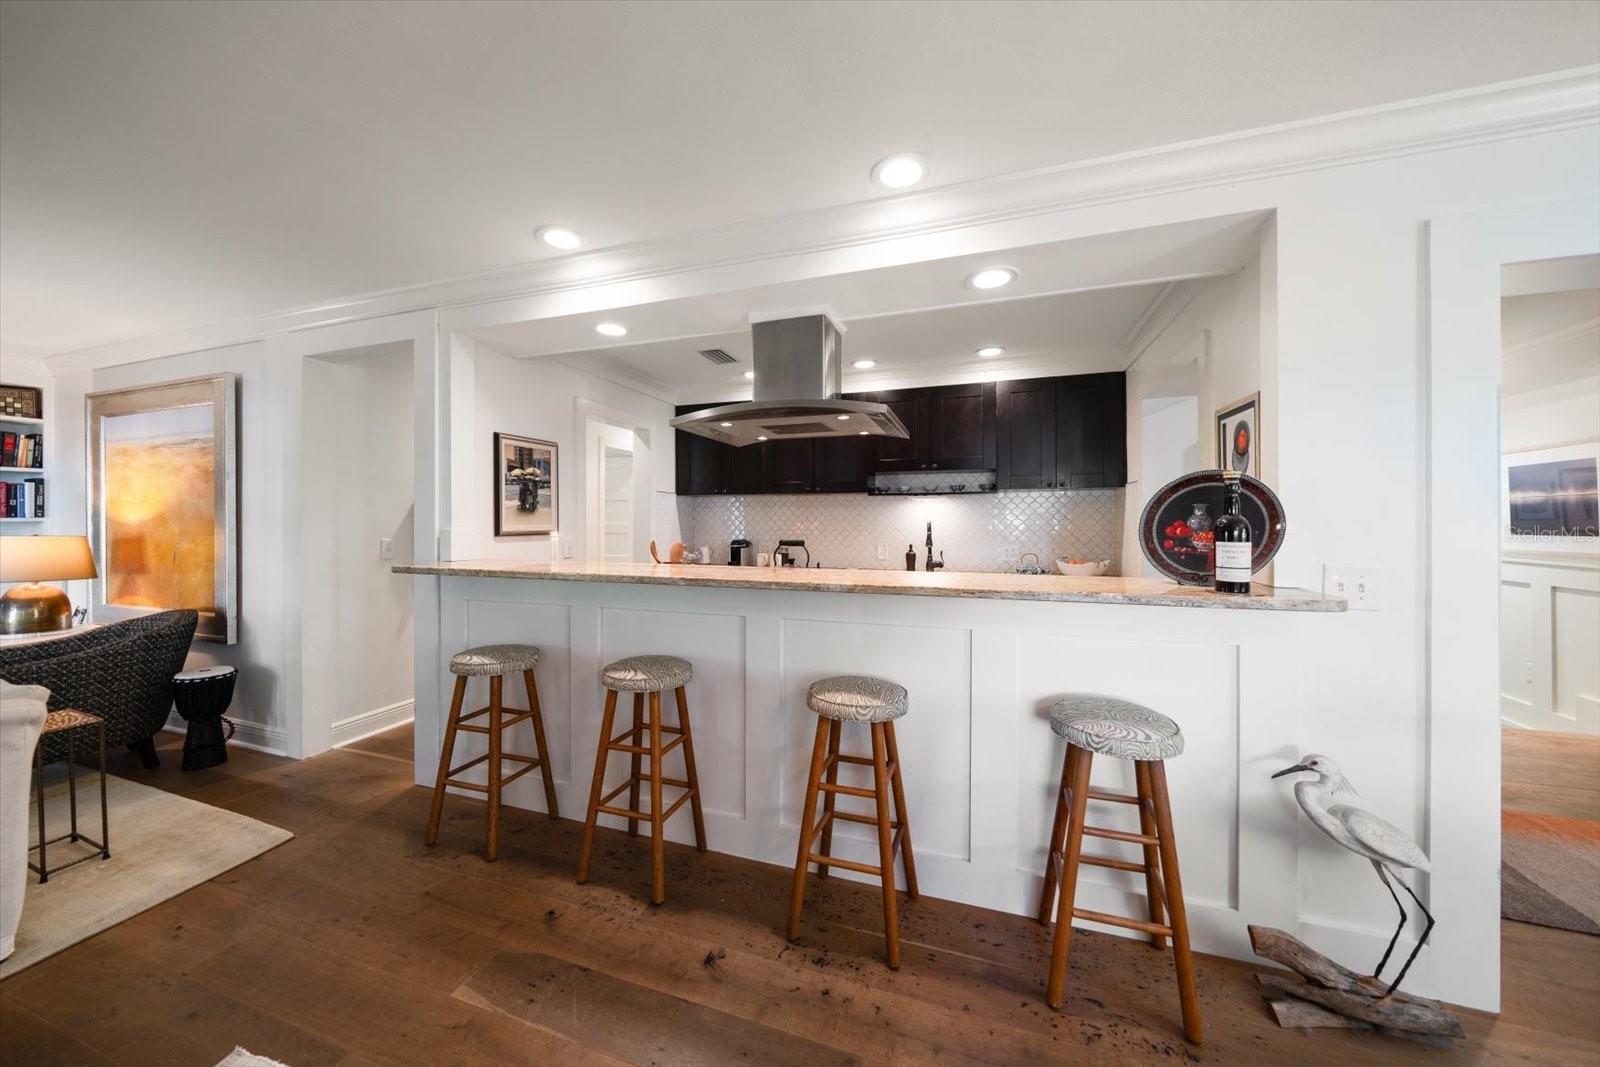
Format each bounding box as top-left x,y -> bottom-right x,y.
1213,470 -> 1253,594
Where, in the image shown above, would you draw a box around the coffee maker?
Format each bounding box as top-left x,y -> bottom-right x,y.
729,538 -> 753,566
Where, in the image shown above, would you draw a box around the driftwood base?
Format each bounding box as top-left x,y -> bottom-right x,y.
1248,925 -> 1464,1046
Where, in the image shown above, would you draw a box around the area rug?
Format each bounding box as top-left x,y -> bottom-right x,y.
0,772 -> 292,978
1501,808 -> 1600,935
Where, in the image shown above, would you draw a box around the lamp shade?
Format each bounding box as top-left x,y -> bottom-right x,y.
0,535 -> 99,582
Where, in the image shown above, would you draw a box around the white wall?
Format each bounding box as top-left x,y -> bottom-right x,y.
470,345 -> 677,562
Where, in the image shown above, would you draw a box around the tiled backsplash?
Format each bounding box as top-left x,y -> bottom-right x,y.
678,488 -> 1124,573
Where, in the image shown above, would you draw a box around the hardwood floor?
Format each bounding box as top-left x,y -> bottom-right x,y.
1502,726 -> 1600,820
2,725 -> 1596,1066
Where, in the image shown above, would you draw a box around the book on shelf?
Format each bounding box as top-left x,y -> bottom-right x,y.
1,477 -> 44,518
0,431 -> 42,469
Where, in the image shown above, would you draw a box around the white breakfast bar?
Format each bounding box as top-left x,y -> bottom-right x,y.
397,560 -> 1344,966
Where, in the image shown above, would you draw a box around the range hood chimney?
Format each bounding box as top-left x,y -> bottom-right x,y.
669,314 -> 908,447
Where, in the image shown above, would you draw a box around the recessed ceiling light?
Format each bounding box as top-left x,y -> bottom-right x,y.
537,226 -> 581,250
743,370 -> 755,380
719,422 -> 733,428
976,346 -> 1005,358
858,430 -> 869,436
871,153 -> 928,190
836,414 -> 851,421
851,359 -> 877,369
594,322 -> 627,337
967,267 -> 1018,291
757,435 -> 768,442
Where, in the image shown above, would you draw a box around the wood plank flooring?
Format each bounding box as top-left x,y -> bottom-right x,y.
1502,726 -> 1600,820
2,725 -> 1596,1066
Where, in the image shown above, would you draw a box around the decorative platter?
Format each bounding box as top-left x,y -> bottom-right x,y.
1137,470 -> 1286,586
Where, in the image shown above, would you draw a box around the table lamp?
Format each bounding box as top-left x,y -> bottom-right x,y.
0,535 -> 98,635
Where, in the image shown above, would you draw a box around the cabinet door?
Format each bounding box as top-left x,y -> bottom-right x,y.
1056,373 -> 1127,489
674,405 -> 730,495
816,435 -> 867,492
727,441 -> 770,494
768,438 -> 819,493
865,391 -> 924,473
996,377 -> 1058,489
925,382 -> 996,470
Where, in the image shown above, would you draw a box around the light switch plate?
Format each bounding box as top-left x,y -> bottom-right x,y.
1323,564 -> 1379,610
378,537 -> 394,561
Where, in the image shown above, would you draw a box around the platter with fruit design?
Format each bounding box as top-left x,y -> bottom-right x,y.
1136,470 -> 1286,586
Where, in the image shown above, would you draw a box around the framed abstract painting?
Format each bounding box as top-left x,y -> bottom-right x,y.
494,432 -> 558,536
1502,441 -> 1599,555
87,373 -> 238,643
1215,392 -> 1261,479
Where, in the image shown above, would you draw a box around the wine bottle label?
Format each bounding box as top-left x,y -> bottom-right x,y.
1215,542 -> 1252,583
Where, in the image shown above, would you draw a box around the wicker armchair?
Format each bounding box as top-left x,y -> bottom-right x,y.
0,611 -> 198,768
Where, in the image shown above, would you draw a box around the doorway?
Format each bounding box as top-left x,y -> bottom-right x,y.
1496,254 -> 1600,938
582,413 -> 646,564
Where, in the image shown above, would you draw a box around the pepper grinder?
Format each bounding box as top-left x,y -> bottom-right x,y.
905,544 -> 916,571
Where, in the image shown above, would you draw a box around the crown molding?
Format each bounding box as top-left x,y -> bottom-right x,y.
43,66 -> 1600,376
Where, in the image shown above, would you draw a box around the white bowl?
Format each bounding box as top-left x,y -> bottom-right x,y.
1054,558 -> 1109,577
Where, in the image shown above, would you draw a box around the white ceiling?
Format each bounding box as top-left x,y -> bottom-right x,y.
1502,282 -> 1599,395
3,1 -> 1596,357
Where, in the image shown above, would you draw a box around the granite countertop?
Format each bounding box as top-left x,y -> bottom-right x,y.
394,560 -> 1346,612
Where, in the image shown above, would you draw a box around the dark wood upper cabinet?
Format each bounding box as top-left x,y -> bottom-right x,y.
674,404 -> 728,496
995,377 -> 1058,489
1056,372 -> 1127,489
863,391 -> 924,472
816,434 -> 868,493
767,438 -> 818,493
676,374 -> 1122,494
924,382 -> 996,471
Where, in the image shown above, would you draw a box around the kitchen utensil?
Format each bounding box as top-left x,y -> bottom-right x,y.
1054,558 -> 1110,577
649,541 -> 661,564
1136,470 -> 1285,585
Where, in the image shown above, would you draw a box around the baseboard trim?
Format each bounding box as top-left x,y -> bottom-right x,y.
331,698 -> 415,748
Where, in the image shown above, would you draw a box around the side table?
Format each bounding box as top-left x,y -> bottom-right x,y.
30,709 -> 110,883
173,666 -> 237,771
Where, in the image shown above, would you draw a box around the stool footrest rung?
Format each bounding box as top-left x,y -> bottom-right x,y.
1071,906 -> 1171,938
1086,787 -> 1143,806
805,851 -> 882,877
606,733 -> 686,757
829,752 -> 875,769
1079,852 -> 1149,874
818,780 -> 876,799
1082,824 -> 1159,846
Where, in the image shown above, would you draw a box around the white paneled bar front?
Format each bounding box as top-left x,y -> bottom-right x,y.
407,564 -> 1338,969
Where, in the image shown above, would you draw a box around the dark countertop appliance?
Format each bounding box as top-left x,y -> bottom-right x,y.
729,538 -> 753,566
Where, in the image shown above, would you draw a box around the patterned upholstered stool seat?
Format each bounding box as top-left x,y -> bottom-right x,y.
1049,695 -> 1183,761
450,643 -> 541,676
601,654 -> 693,693
806,675 -> 909,723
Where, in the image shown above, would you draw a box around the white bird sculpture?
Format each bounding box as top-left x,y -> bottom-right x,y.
1272,754 -> 1434,998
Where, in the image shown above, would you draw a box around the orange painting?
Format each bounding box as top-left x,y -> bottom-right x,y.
102,406 -> 216,611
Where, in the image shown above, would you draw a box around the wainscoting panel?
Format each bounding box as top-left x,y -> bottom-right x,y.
1501,554 -> 1600,734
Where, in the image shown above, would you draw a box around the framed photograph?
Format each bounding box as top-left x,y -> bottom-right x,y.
494,432 -> 558,537
87,373 -> 238,644
1215,392 -> 1261,478
1502,442 -> 1599,554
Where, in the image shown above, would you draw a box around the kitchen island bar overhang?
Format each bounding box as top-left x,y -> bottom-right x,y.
399,559 -> 1342,966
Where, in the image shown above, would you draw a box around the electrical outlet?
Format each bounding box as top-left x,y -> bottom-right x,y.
1323,565 -> 1380,611
378,537 -> 394,561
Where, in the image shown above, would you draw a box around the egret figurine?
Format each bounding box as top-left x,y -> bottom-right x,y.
1272,754 -> 1434,998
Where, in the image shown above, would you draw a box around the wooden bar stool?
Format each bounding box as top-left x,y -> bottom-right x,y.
787,675 -> 918,969
1037,695 -> 1201,1043
424,643 -> 559,862
576,655 -> 706,904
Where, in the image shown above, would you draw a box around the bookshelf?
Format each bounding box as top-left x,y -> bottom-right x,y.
0,410 -> 46,523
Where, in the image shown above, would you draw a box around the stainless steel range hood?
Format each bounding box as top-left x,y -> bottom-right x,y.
669,315 -> 908,446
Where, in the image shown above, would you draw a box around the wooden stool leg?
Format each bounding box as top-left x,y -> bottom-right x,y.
1149,760 -> 1202,1044
870,723 -> 901,969
1037,744 -> 1076,924
425,675 -> 468,846
1135,760 -> 1167,949
673,686 -> 708,851
576,689 -> 618,883
883,721 -> 918,900
1046,745 -> 1093,1008
815,720 -> 841,879
485,674 -> 504,862
647,690 -> 666,905
627,693 -> 644,838
524,669 -> 559,820
786,718 -> 830,940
